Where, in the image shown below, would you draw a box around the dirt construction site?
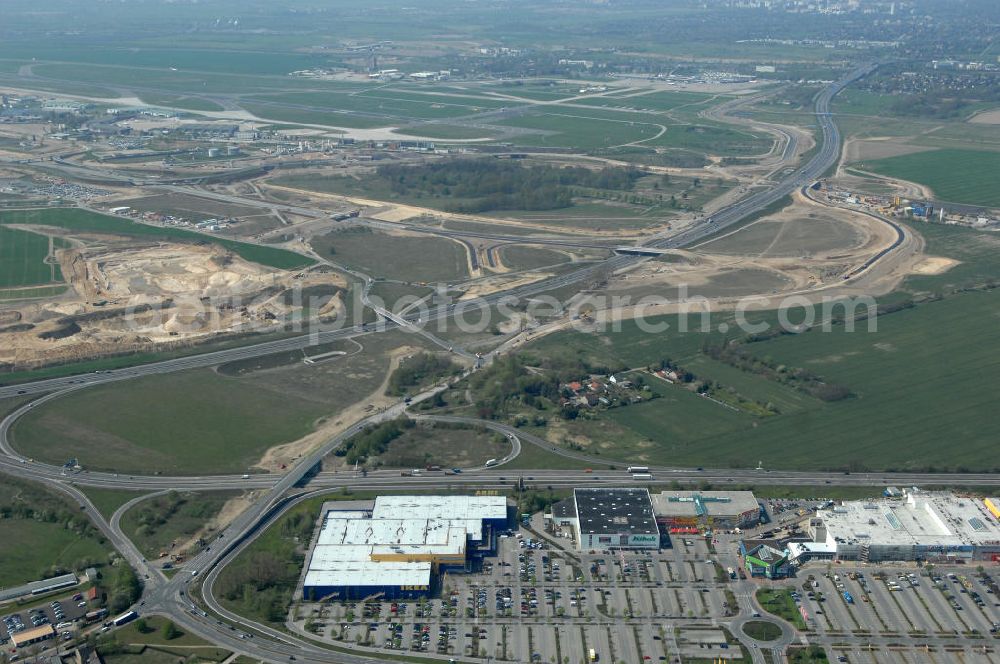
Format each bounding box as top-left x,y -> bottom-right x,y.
0,231 -> 345,370
601,189 -> 924,303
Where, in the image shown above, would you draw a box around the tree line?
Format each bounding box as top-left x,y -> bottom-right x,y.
702,342 -> 852,403
373,159 -> 643,213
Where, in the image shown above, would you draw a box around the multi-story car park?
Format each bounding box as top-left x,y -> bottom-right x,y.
300,495 -> 510,600
651,490 -> 762,532
806,490 -> 1000,563
554,488 -> 661,550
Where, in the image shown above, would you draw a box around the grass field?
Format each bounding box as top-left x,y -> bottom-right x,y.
120,490 -> 240,558
0,225 -> 62,287
11,332 -> 416,474
81,488 -> 149,520
11,369 -> 331,474
860,148 -> 1000,207
498,245 -> 572,271
0,520 -> 109,588
498,112 -> 663,150
312,228 -> 470,283
523,265 -> 1000,472
137,93 -> 225,112
756,588 -> 807,630
0,208 -> 313,270
742,620 -> 782,641
347,423 -> 509,469
393,124 -> 501,140
101,615 -> 232,663
0,477 -> 111,587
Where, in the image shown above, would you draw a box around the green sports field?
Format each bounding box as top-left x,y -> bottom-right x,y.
860,148 -> 1000,207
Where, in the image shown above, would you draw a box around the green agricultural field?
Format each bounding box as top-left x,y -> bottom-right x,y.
900,221 -> 1000,294
312,228 -> 470,283
859,148 -> 1000,207
120,490 -> 240,558
522,269 -> 1000,472
0,208 -> 313,270
0,225 -> 62,288
11,332 -> 419,474
0,284 -> 69,300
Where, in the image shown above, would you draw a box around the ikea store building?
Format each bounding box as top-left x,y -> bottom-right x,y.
301,495 -> 510,600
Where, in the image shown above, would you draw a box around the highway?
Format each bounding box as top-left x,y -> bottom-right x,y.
0,64 -> 929,664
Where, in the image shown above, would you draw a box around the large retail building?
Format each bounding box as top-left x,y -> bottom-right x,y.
301,495 -> 510,600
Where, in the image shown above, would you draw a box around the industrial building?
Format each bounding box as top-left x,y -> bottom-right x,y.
650,490 -> 762,532
562,488 -> 661,550
301,495 -> 510,600
804,491 -> 1000,563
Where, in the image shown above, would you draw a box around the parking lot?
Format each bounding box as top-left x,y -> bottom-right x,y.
795,565 -> 1000,638
0,591 -> 91,647
293,527 -> 746,663
290,512 -> 1000,664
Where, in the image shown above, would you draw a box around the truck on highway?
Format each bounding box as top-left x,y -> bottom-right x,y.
627,466 -> 649,474
631,473 -> 653,480
589,648 -> 598,662
485,458 -> 498,467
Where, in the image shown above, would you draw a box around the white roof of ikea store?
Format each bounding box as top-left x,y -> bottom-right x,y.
373,495 -> 507,521
304,541 -> 432,589
818,492 -> 1000,548
303,496 -> 507,590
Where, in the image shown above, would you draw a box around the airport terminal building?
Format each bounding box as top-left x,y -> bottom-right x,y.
808,491 -> 1000,563
301,495 -> 510,600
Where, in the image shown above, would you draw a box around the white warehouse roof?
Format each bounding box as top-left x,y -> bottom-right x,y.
302,495 -> 508,592
818,492 -> 1000,549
